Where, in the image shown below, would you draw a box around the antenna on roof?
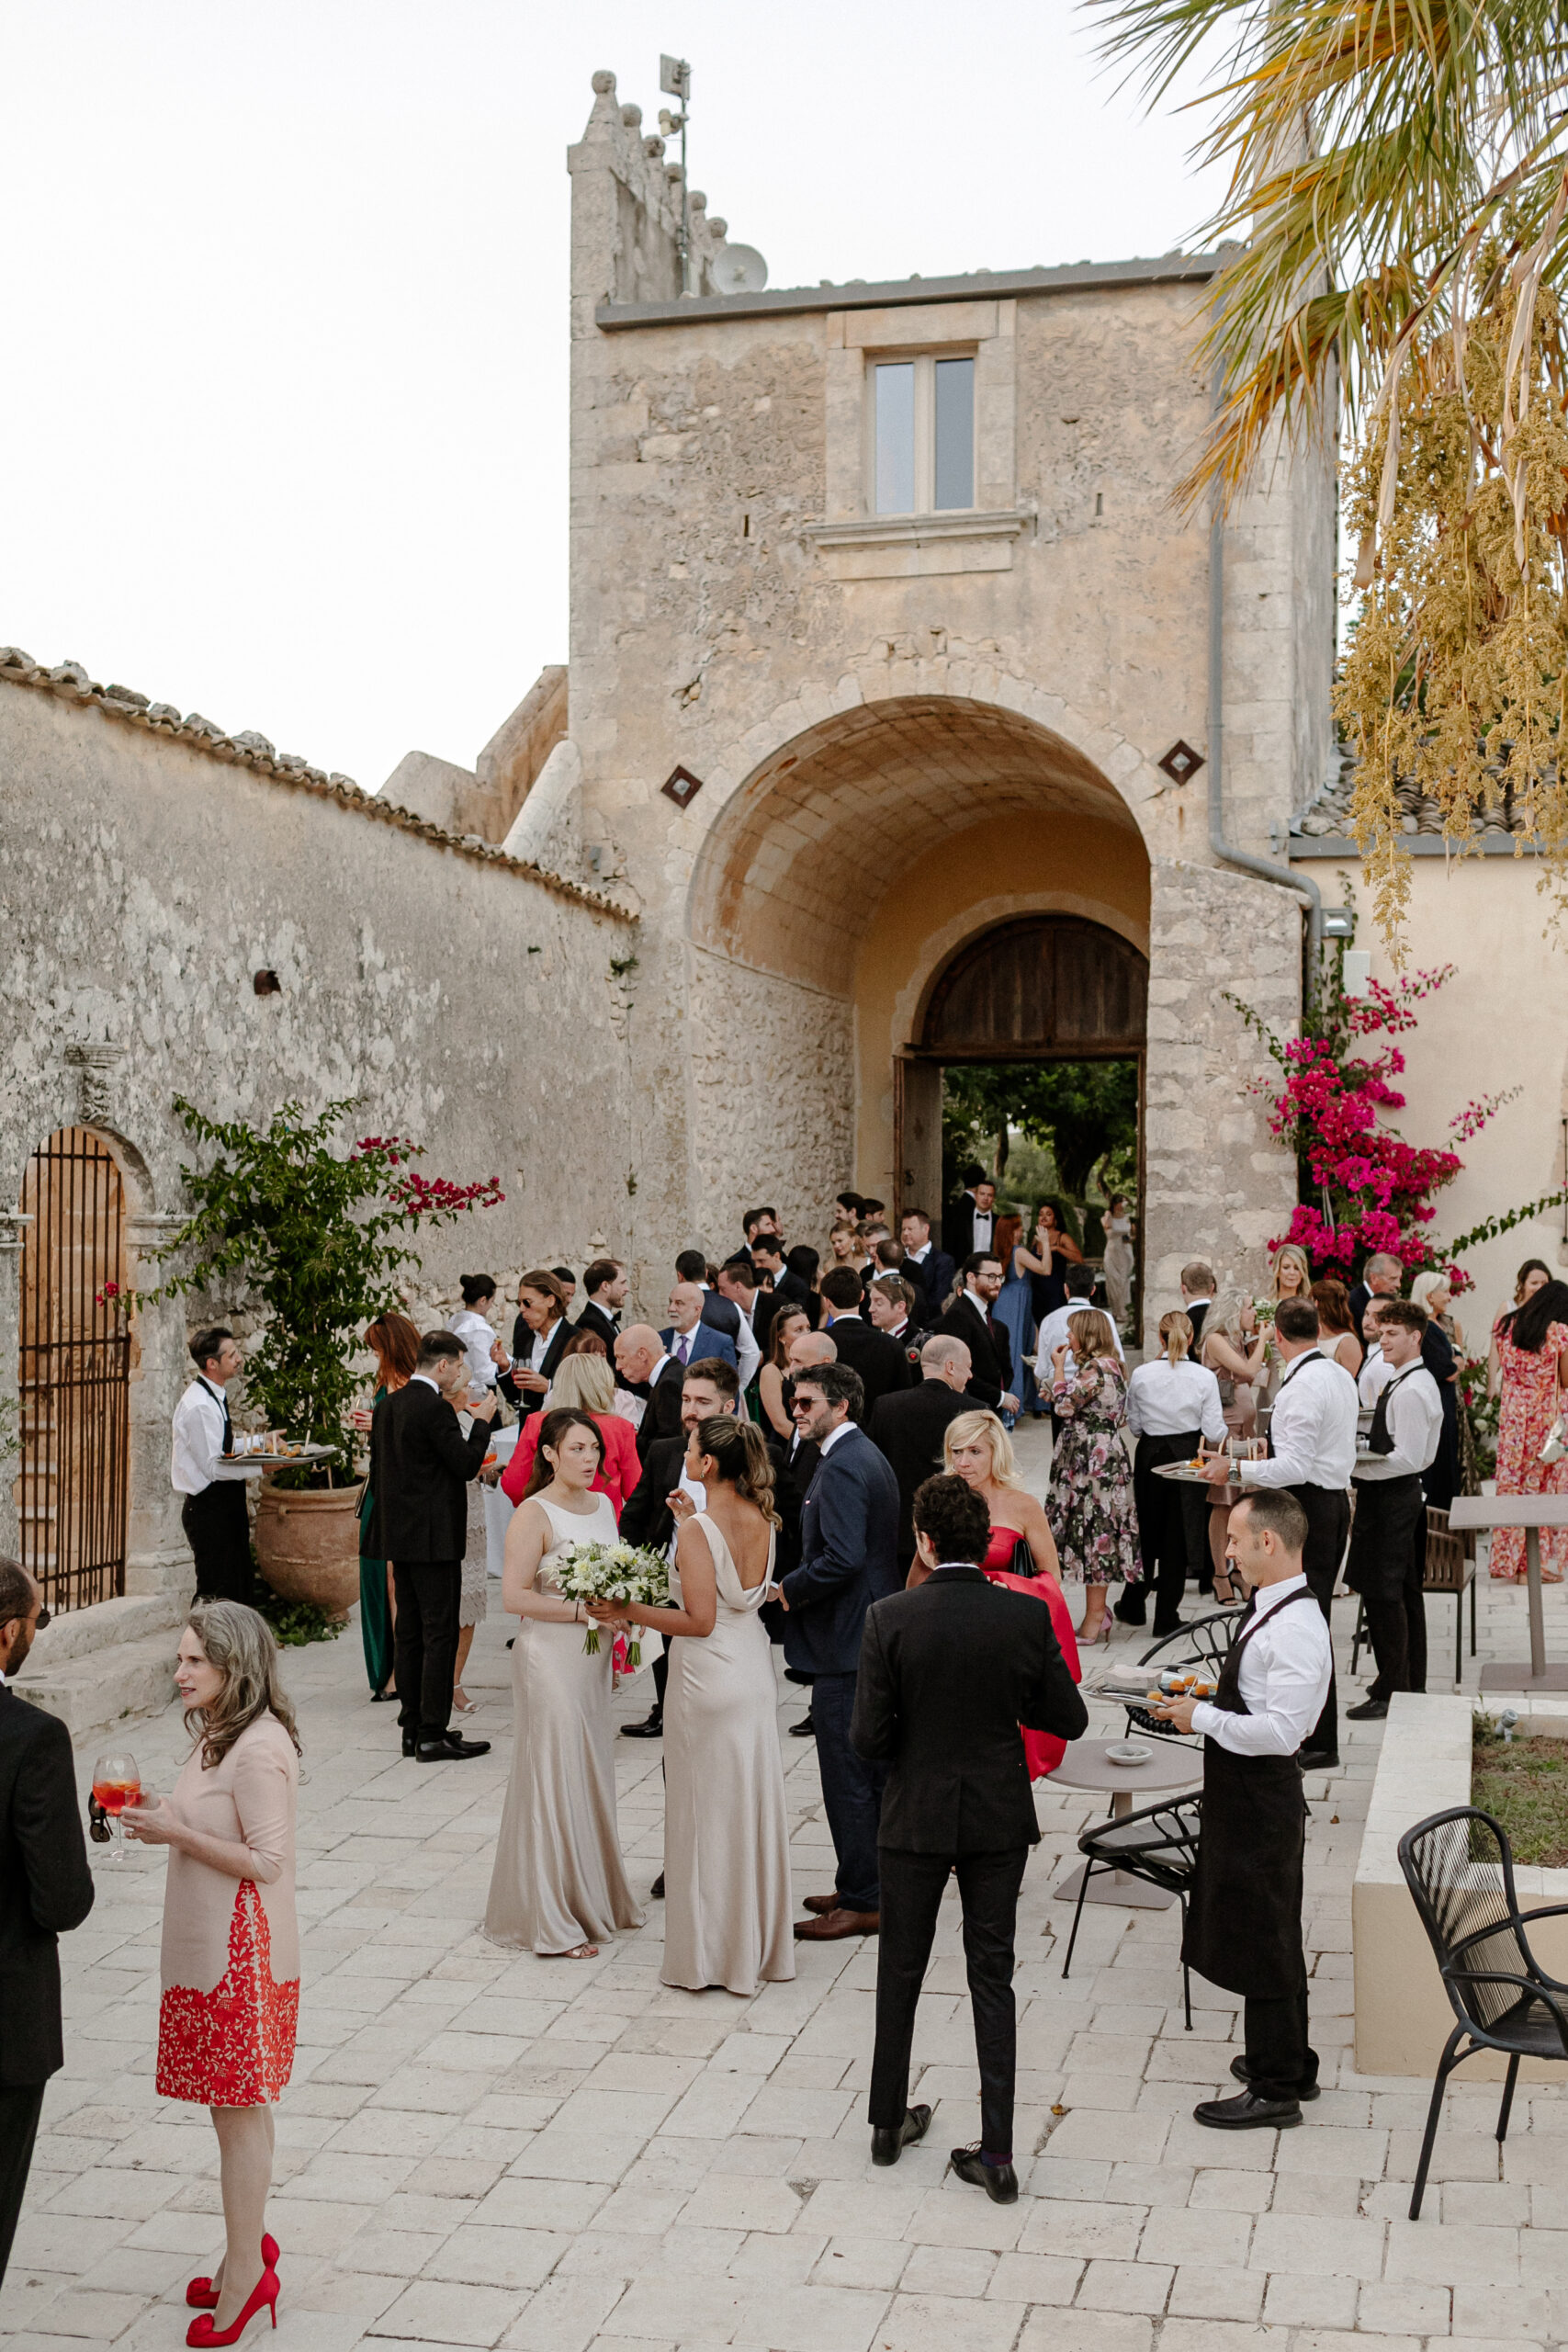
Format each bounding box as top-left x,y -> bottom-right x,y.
659,54 -> 694,296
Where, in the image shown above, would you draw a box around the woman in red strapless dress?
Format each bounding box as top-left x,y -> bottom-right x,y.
942,1409 -> 1083,1779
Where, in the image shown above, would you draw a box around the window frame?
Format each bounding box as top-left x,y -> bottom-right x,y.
863,345 -> 978,518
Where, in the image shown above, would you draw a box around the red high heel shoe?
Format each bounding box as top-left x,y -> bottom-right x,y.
185,2262 -> 278,2346
186,2235 -> 280,2310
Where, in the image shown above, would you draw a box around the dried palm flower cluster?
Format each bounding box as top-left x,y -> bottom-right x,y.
1337,258 -> 1568,954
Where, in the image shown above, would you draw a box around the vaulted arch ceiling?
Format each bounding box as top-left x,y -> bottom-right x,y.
688,695 -> 1147,995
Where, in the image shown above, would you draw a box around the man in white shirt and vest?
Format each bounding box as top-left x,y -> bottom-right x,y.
1154,1488 -> 1333,2128
169,1326 -> 254,1603
1206,1296 -> 1359,1770
1344,1298 -> 1443,1721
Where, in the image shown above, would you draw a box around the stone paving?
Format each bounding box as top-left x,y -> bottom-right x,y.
6,1426 -> 1568,2352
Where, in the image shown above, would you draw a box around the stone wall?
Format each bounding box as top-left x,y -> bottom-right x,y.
0,672 -> 635,1581
687,949 -> 853,1252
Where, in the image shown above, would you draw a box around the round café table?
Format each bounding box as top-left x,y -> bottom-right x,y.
1049,1734 -> 1203,1908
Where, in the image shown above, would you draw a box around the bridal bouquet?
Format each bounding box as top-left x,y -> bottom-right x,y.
554,1539 -> 670,1671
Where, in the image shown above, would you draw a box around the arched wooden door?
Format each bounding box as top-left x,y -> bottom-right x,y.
17,1128 -> 130,1611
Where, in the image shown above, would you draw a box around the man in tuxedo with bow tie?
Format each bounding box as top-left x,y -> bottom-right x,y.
575,1258 -> 626,1351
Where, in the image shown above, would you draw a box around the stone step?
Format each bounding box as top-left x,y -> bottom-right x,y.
25,1590 -> 182,1667
15,1631 -> 177,1745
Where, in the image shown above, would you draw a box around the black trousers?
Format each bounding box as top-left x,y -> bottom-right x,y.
0,2081 -> 46,2289
1348,1476 -> 1428,1700
181,1480 -> 253,1603
1122,1431 -> 1203,1633
393,1558 -> 461,1740
870,1845 -> 1029,2156
1287,1483 -> 1351,1757
1244,1966 -> 1317,2103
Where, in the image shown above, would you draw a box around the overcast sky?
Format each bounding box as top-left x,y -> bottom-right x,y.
2,2 -> 1228,791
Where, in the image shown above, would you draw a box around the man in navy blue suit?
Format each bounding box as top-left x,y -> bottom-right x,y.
780,1361 -> 901,1941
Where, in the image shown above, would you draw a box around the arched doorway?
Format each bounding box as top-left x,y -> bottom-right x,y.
17,1127 -> 131,1611
897,914 -> 1148,1314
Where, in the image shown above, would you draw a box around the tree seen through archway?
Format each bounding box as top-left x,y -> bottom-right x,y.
942,1059 -> 1139,1246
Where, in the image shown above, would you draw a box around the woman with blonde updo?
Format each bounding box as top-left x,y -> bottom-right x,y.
1123,1313 -> 1226,1634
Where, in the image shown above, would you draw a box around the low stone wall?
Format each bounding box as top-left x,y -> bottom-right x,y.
1352,1691 -> 1568,2078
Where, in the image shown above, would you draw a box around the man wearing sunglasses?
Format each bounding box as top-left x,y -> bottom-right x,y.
0,1557 -> 96,2286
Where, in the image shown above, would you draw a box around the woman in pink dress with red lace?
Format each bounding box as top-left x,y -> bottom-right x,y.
125,1601 -> 299,2345
1489,1277 -> 1568,1582
936,1409 -> 1082,1777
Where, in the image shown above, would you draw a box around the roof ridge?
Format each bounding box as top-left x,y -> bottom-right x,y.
0,649 -> 633,921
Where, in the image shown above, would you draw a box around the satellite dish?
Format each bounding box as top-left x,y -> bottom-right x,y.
709,243 -> 768,296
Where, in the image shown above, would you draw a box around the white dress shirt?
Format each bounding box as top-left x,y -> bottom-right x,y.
170,1377 -> 253,1497
1190,1576 -> 1333,1757
1354,1362 -> 1442,1481
971,1206 -> 995,1251
818,1417 -> 856,1462
727,1301 -> 761,1392
1034,1303 -> 1124,1377
1125,1358 -> 1226,1442
1239,1348 -> 1359,1491
1359,1346 -> 1394,1406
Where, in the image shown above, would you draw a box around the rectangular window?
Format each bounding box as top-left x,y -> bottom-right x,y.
871,351 -> 976,514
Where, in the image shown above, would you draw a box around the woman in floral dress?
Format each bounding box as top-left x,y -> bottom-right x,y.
1045,1306 -> 1140,1635
1489,1278 -> 1568,1582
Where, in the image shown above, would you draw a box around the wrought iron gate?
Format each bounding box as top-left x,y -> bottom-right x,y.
18,1127 -> 130,1611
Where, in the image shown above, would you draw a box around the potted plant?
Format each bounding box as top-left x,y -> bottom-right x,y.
132,1096 -> 502,1615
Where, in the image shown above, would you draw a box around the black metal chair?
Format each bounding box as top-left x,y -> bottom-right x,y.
1397,1805 -> 1568,2218
1122,1609 -> 1244,1739
1351,1507 -> 1476,1688
1061,1793 -> 1202,2028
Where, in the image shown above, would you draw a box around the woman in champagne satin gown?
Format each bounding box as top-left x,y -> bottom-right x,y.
592,1418 -> 795,1996
484,1408 -> 644,1959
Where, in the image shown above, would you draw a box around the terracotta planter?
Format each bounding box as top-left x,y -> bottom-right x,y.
254,1480 -> 365,1622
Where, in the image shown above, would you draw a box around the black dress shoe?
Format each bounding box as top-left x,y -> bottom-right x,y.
1346,1697 -> 1388,1721
650,1871 -> 665,1898
400,1734 -> 417,1757
417,1733 -> 491,1761
1230,2055 -> 1320,2100
789,1713 -> 816,1738
949,2144 -> 1018,2202
621,1711 -> 663,1739
1298,1747 -> 1341,1771
371,1688 -> 398,1702
1193,2088 -> 1303,2129
871,2104 -> 931,2165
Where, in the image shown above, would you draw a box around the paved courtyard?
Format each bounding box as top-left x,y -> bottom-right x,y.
6,1427 -> 1568,2352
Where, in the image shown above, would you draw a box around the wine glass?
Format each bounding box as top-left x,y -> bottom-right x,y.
91,1749 -> 141,1866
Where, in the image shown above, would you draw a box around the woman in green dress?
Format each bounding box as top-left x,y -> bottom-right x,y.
354,1313 -> 422,1700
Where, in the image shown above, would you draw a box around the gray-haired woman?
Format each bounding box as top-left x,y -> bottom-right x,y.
124,1601 -> 299,2343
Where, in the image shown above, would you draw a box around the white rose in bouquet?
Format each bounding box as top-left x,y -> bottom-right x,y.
554,1538 -> 671,1671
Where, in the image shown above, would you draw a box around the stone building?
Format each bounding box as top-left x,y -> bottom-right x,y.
4,63 -> 1358,1699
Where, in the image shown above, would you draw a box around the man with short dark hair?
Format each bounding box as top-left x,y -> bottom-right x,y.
936,1256 -> 1019,1415
900,1211 -> 955,1325
576,1259 -> 627,1351
619,1362 -> 740,1749
0,1558 -> 95,2287
943,1168 -> 997,1266
170,1326 -> 255,1604
1153,1489 -> 1332,2130
819,1266 -> 910,1420
1180,1262 -> 1217,1345
742,1205 -> 781,1255
854,1474 -> 1086,2199
1345,1300 -> 1443,1721
369,1331 -> 496,1762
782,1363 -> 900,1939
866,1335 -> 976,1577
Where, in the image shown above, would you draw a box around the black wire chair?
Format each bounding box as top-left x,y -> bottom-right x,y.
1122,1609 -> 1244,1738
1397,1805 -> 1568,2219
1061,1793 -> 1202,2029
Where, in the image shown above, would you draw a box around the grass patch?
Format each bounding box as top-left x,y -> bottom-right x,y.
1472,1719 -> 1568,1867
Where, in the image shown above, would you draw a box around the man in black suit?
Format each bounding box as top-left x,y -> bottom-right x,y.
868,1275 -> 930,1378
749,1237 -> 788,1344
899,1211 -> 956,1325
778,1244 -> 821,1323
575,1257 -> 627,1351
618,1359 -> 740,1742
740,1205 -> 781,1260
1179,1261 -> 1217,1347
780,1363 -> 901,1940
866,1335 -> 976,1577
0,1558 -> 96,2287
819,1267 -> 910,1420
1348,1250 -> 1404,1335
942,1168 -> 997,1267
936,1255 -> 1020,1415
615,1325 -> 686,1460
369,1331 -> 496,1762
853,1475 -> 1087,2200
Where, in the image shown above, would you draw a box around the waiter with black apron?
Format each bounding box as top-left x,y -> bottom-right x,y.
169,1326 -> 254,1603
1154,1487 -> 1333,2128
1203,1296 -> 1357,1770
